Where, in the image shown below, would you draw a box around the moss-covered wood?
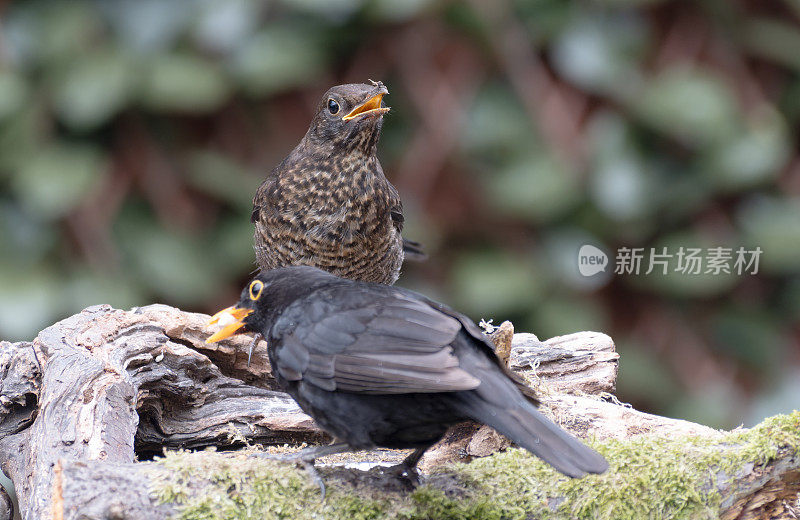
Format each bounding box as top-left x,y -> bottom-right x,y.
55,412 -> 799,520
3,304 -> 798,519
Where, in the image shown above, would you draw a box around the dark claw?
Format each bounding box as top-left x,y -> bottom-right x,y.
247,333 -> 262,367
381,462 -> 421,488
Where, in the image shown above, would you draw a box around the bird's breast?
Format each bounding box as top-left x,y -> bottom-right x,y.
254,159 -> 403,284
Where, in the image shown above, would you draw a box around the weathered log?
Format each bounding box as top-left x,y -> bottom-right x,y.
50,414 -> 800,520
0,305 -> 325,520
0,485 -> 12,520
1,304 -> 797,519
510,330 -> 619,395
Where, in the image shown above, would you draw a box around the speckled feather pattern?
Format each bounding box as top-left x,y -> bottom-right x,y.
252,83 -> 406,284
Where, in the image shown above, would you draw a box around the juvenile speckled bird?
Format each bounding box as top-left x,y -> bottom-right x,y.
207,266 -> 608,496
251,81 -> 424,285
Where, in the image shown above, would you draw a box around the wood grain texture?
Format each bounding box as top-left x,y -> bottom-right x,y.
1,305 -> 796,519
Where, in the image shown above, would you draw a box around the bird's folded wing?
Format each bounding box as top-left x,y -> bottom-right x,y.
273,293 -> 480,394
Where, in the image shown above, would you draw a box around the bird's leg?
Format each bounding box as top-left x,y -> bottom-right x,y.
250,443 -> 353,500
247,333 -> 262,367
381,445 -> 430,486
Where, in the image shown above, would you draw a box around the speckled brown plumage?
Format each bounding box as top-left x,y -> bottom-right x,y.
251,81 -> 422,285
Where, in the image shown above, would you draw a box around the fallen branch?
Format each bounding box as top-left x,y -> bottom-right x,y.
0,304 -> 797,520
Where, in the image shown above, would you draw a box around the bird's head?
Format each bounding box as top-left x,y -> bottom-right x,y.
205,266 -> 340,359
304,80 -> 390,155
205,277 -> 268,345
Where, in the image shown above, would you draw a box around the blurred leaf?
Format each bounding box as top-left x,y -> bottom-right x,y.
747,370 -> 800,427
99,0 -> 190,53
484,153 -> 580,223
192,0 -> 260,53
185,151 -> 261,210
9,1 -> 104,66
628,232 -> 739,297
279,0 -> 365,20
232,26 -> 325,96
52,48 -> 138,130
443,1 -> 490,41
368,0 -> 435,22
713,307 -> 783,373
540,229 -> 613,291
142,53 -> 230,112
11,145 -> 104,219
586,112 -> 656,220
550,12 -> 645,97
635,67 -> 739,146
655,164 -> 715,222
0,70 -> 28,122
616,343 -> 682,408
115,204 -> 226,306
738,196 -> 800,275
451,249 -> 545,318
666,381 -> 744,430
703,108 -> 790,192
461,84 -> 535,156
0,268 -> 61,341
587,111 -> 711,223
531,295 -> 607,339
744,18 -> 800,71
210,217 -> 258,277
777,278 -> 800,322
590,156 -> 655,221
592,0 -> 665,5
0,202 -> 57,266
0,103 -> 42,172
513,0 -> 572,44
62,270 -> 145,313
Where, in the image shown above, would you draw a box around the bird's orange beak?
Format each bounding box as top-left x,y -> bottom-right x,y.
343,94 -> 390,121
206,306 -> 253,343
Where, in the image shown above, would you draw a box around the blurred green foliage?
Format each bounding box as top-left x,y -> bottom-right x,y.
0,0 -> 797,428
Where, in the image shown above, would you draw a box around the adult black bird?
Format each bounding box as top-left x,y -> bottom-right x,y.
251,81 -> 424,285
207,266 -> 607,494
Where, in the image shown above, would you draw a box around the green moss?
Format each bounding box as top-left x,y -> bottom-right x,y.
151,411 -> 800,520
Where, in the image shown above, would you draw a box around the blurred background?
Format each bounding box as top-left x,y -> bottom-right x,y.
0,0 -> 798,430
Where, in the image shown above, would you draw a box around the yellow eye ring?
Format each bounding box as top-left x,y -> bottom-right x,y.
249,280 -> 264,301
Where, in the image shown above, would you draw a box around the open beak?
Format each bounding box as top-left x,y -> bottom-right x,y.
206,306 -> 253,343
342,93 -> 390,121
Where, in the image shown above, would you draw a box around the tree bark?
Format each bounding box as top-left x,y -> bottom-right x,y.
0,304 -> 797,520
48,447 -> 799,520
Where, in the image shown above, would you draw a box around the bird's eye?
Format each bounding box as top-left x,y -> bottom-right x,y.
249,280 -> 264,301
327,99 -> 340,114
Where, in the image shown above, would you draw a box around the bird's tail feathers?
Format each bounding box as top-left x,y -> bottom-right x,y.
454,395 -> 608,477
402,239 -> 427,262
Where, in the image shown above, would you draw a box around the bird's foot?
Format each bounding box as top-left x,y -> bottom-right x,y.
379,462 -> 421,488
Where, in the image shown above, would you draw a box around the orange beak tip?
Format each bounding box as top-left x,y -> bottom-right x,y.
343,93 -> 389,121
205,306 -> 253,343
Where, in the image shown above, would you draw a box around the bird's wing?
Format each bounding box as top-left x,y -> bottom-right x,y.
271,290 -> 481,394
423,296 -> 540,405
401,238 -> 427,261
251,179 -> 273,224
386,184 -> 427,261
385,178 -> 405,233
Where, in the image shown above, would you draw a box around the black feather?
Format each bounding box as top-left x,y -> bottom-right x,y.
231,265 -> 607,478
